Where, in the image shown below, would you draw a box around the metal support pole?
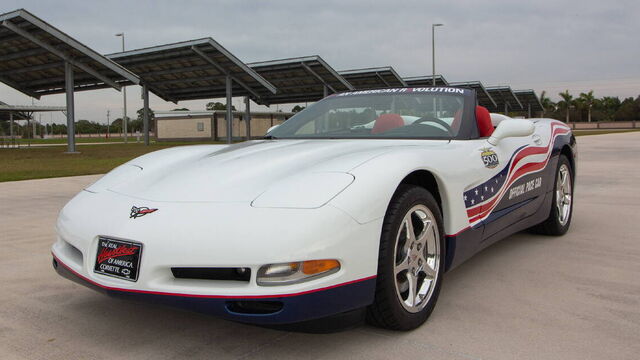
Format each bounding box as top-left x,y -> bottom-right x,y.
123,85 -> 128,143
323,85 -> 329,98
431,24 -> 443,86
213,113 -> 218,141
64,61 -> 76,153
244,96 -> 251,140
142,84 -> 150,145
432,27 -> 436,86
225,75 -> 233,144
528,103 -> 532,118
9,112 -> 13,142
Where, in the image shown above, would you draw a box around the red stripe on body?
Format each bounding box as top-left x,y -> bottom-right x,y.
466,125 -> 570,223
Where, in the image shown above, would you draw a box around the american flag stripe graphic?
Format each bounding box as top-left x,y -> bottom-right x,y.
464,122 -> 571,226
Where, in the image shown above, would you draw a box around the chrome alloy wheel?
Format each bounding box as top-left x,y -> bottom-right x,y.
393,204 -> 440,313
556,164 -> 572,226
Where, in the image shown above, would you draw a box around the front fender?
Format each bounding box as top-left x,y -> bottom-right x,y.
329,147 -> 468,236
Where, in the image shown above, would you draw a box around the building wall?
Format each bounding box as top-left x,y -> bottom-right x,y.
157,117 -> 212,139
156,112 -> 291,141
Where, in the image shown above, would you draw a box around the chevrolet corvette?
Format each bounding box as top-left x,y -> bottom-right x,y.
52,87 -> 576,330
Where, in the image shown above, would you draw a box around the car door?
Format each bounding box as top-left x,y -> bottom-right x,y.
479,127 -> 548,240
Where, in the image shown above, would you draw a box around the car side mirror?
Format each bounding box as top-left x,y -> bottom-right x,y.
266,124 -> 280,134
488,119 -> 535,145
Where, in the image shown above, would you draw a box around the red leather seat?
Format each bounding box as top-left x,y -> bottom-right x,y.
476,106 -> 494,137
372,114 -> 404,134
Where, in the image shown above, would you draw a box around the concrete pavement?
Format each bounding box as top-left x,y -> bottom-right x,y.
1,132 -> 639,359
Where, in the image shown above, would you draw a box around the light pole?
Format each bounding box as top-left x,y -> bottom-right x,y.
106,110 -> 110,139
115,32 -> 127,143
431,23 -> 443,86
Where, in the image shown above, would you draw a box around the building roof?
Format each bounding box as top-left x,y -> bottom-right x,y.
403,75 -> 449,87
449,81 -> 497,108
513,89 -> 544,112
485,86 -> 524,111
338,67 -> 406,89
0,101 -> 64,120
0,9 -> 140,99
107,38 -> 277,104
248,56 -> 354,104
0,103 -> 65,112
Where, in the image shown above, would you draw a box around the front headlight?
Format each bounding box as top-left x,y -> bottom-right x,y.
257,259 -> 340,286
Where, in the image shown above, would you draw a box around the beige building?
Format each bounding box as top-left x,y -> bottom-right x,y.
155,110 -> 294,141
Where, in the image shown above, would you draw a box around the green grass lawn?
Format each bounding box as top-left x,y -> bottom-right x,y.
0,141 -> 220,182
4,136 -> 140,145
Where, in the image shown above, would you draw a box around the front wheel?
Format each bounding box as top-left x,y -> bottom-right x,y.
367,185 -> 445,330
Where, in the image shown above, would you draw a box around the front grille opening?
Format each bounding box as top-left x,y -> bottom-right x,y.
226,300 -> 284,315
171,267 -> 251,282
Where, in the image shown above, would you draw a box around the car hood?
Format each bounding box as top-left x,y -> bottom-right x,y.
97,139 -> 446,203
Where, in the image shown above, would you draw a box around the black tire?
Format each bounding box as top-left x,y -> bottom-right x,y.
531,155 -> 574,235
366,185 -> 445,330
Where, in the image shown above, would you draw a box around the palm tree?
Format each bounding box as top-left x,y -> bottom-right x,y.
558,90 -> 573,124
539,90 -> 555,115
578,90 -> 596,122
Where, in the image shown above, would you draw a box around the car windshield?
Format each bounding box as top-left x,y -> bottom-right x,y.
268,88 -> 469,140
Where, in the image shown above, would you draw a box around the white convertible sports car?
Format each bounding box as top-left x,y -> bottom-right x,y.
52,87 -> 576,330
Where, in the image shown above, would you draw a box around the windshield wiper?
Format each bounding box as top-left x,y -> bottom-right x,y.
263,135 -> 278,140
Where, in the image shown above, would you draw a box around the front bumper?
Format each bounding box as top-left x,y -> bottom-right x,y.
52,190 -> 382,324
53,254 -> 375,324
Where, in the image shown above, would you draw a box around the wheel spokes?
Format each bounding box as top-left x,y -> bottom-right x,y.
392,204 -> 441,313
405,272 -> 418,307
555,165 -> 572,225
395,256 -> 409,275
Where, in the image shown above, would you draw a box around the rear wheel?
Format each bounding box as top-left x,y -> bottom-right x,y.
367,185 -> 445,330
532,155 -> 574,235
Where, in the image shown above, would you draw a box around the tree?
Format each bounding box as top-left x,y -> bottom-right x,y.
111,118 -> 123,133
595,96 -> 621,121
75,119 -> 95,134
206,102 -> 236,111
614,96 -> 640,122
558,90 -> 574,123
539,91 -> 555,114
578,90 -> 596,122
292,105 -> 306,113
136,107 -> 155,131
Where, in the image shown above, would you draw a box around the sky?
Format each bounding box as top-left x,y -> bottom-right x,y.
1,0 -> 639,125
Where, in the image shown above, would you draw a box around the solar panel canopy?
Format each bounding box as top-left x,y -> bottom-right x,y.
339,67 -> 406,89
248,56 -> 354,104
0,9 -> 139,98
107,38 -> 277,104
486,86 -> 523,111
403,75 -> 449,87
513,89 -> 544,112
450,81 -> 497,108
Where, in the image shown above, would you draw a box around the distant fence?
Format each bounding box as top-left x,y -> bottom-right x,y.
570,121 -> 637,130
0,137 -> 18,148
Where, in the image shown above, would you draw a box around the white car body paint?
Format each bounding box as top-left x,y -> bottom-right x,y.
51,115 -> 572,324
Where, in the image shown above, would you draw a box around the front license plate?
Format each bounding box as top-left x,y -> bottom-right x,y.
93,237 -> 142,282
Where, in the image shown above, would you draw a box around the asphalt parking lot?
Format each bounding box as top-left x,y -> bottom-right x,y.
1,132 -> 639,360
